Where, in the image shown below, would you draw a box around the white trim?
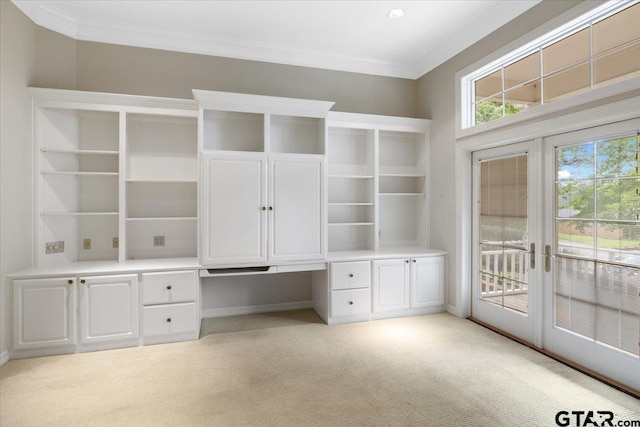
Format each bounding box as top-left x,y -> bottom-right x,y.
445,305 -> 458,317
12,0 -> 540,79
193,90 -> 334,118
454,94 -> 640,324
201,301 -> 313,319
455,0 -> 639,137
0,350 -> 9,366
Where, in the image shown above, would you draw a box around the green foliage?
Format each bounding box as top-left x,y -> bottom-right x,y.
475,100 -> 523,124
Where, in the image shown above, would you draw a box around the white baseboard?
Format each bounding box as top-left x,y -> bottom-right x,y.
0,350 -> 9,366
446,304 -> 459,317
201,300 -> 313,319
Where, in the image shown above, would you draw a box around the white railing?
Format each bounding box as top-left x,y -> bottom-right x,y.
480,243 -> 528,297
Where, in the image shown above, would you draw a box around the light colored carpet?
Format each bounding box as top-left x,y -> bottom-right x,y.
1,312 -> 638,427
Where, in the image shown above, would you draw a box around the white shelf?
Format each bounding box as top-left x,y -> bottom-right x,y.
126,217 -> 197,221
126,179 -> 197,184
328,175 -> 374,179
379,173 -> 425,178
41,171 -> 119,177
328,202 -> 374,206
328,222 -> 374,226
42,149 -> 119,156
379,193 -> 426,196
41,212 -> 119,216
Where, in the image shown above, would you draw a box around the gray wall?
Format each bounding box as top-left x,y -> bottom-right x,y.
417,0 -> 592,312
76,41 -> 418,117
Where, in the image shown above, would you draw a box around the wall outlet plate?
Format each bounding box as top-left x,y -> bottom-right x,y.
113,237 -> 119,248
45,241 -> 64,254
153,235 -> 165,247
82,238 -> 91,250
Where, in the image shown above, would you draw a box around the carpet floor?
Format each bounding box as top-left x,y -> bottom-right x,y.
1,311 -> 638,427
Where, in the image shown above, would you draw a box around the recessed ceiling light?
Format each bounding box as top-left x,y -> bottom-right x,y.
388,8 -> 405,19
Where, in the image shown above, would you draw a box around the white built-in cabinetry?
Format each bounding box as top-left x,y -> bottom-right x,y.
9,88 -> 445,362
13,274 -> 138,357
195,90 -> 332,267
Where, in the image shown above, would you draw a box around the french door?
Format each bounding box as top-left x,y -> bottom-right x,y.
543,120 -> 640,390
472,141 -> 539,344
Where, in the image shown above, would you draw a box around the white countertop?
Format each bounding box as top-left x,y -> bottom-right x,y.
327,247 -> 446,262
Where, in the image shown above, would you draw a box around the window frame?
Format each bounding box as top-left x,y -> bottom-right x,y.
456,0 -> 640,140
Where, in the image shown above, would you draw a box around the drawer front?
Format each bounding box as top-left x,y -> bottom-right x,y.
331,288 -> 371,318
330,261 -> 371,290
142,270 -> 197,305
143,303 -> 197,337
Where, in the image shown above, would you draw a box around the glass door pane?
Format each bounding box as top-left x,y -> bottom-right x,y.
479,155 -> 529,313
554,134 -> 640,357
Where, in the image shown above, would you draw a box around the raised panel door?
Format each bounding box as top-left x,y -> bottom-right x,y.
372,259 -> 410,313
410,256 -> 445,308
78,274 -> 138,347
269,156 -> 325,262
201,152 -> 267,265
12,277 -> 77,350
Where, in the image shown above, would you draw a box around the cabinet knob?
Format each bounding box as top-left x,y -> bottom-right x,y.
166,318 -> 172,323
166,285 -> 172,290
348,301 -> 354,305
413,259 -> 416,263
268,206 -> 273,211
67,279 -> 73,285
261,206 -> 266,211
405,260 -> 409,263
349,273 -> 354,278
80,279 -> 86,284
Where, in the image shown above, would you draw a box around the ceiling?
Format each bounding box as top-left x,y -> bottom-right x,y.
13,0 -> 541,79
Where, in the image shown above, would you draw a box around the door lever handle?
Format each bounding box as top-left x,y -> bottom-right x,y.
530,243 -> 535,270
544,245 -> 552,272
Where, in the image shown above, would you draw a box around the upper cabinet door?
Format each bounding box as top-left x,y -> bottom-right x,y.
201,152 -> 268,266
268,155 -> 325,262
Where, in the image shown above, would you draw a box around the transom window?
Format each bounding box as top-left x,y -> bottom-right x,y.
463,0 -> 640,129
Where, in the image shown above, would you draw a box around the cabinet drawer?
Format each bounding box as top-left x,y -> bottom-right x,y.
330,288 -> 371,318
142,270 -> 197,305
330,261 -> 371,290
143,303 -> 197,337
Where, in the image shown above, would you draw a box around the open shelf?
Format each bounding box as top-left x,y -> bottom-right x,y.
126,217 -> 197,222
127,181 -> 197,219
327,127 -> 374,176
127,113 -> 197,181
203,110 -> 264,152
379,130 -> 426,176
41,212 -> 118,216
41,148 -> 119,156
126,218 -> 197,260
328,177 -> 374,204
270,115 -> 324,154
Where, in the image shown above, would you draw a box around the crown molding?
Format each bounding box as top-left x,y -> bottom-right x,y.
13,0 -> 418,79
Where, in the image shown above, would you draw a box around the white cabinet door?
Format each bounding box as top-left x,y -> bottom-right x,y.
269,155 -> 325,262
410,256 -> 445,308
12,277 -> 77,350
372,259 -> 410,313
201,152 -> 267,265
78,274 -> 138,347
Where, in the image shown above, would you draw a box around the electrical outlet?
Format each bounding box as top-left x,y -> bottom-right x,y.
82,238 -> 91,250
112,237 -> 119,248
153,235 -> 165,247
45,241 -> 64,254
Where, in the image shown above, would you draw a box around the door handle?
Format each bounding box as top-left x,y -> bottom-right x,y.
530,243 -> 535,270
544,245 -> 552,272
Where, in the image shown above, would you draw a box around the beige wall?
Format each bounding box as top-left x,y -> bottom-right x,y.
416,0 -> 594,312
0,1 -> 38,358
76,41 -> 418,117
